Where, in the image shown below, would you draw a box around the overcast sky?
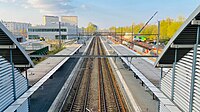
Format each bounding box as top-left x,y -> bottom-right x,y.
0,0 -> 199,28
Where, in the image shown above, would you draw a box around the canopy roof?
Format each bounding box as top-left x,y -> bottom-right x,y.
155,5 -> 200,67
0,22 -> 34,67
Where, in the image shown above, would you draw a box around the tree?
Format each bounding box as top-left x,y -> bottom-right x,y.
109,16 -> 185,42
85,22 -> 98,33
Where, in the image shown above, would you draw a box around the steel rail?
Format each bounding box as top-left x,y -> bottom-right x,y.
69,38 -> 95,112
82,37 -> 96,112
97,38 -> 107,112
100,38 -> 126,112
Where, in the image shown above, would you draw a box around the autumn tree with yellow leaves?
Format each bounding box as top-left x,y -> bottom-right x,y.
109,16 -> 185,43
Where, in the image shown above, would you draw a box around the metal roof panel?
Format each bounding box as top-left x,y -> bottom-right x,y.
0,22 -> 34,67
155,5 -> 200,67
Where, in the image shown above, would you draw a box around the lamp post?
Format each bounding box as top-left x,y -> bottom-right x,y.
115,27 -> 116,42
121,27 -> 123,44
132,24 -> 134,49
59,21 -> 62,48
156,21 -> 160,56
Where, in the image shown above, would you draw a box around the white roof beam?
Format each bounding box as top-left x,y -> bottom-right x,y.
170,43 -> 194,48
157,64 -> 173,68
0,44 -> 16,49
191,19 -> 200,25
15,64 -> 31,68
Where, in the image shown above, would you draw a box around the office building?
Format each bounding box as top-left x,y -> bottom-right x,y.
61,16 -> 78,25
43,16 -> 59,26
1,21 -> 31,36
28,16 -> 77,40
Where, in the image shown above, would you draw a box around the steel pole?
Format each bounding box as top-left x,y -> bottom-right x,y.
115,27 -> 116,42
189,26 -> 200,112
171,48 -> 177,101
121,27 -> 122,44
76,20 -> 79,39
158,67 -> 163,112
157,21 -> 160,56
160,67 -> 163,88
132,25 -> 134,49
10,49 -> 16,100
59,22 -> 62,48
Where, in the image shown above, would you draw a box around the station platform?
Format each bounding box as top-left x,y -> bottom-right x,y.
26,44 -> 82,86
101,37 -> 181,112
111,44 -> 160,86
5,44 -> 82,112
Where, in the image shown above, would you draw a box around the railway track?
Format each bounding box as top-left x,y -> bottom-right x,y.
63,37 -> 128,112
97,38 -> 107,112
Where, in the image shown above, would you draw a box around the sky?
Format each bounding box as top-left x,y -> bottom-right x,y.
0,0 -> 199,28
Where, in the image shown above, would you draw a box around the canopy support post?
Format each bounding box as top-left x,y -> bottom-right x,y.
189,26 -> 200,112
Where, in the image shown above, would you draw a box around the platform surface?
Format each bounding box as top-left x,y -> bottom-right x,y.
102,38 -> 180,112
111,44 -> 160,86
26,44 -> 82,85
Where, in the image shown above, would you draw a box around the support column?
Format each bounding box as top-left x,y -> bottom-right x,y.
158,67 -> 163,112
114,53 -> 117,63
121,27 -> 123,44
127,57 -> 131,70
129,57 -> 132,70
10,49 -> 16,100
157,21 -> 160,56
131,24 -> 134,49
171,48 -> 177,101
115,27 -> 116,42
189,26 -> 200,112
59,21 -> 62,48
160,67 -> 163,88
25,65 -> 30,88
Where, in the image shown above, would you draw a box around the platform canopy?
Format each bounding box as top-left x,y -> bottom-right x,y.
0,22 -> 34,68
155,5 -> 200,67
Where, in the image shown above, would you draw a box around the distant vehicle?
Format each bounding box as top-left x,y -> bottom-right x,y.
134,36 -> 147,42
40,37 -> 45,41
123,33 -> 147,42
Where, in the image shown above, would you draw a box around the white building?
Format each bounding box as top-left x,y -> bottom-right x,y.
28,23 -> 77,40
43,15 -> 59,26
28,16 -> 77,40
61,16 -> 78,26
1,21 -> 31,36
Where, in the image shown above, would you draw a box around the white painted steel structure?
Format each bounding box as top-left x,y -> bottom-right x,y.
0,56 -> 28,112
0,22 -> 34,68
155,5 -> 200,112
0,21 -> 34,112
159,47 -> 200,112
